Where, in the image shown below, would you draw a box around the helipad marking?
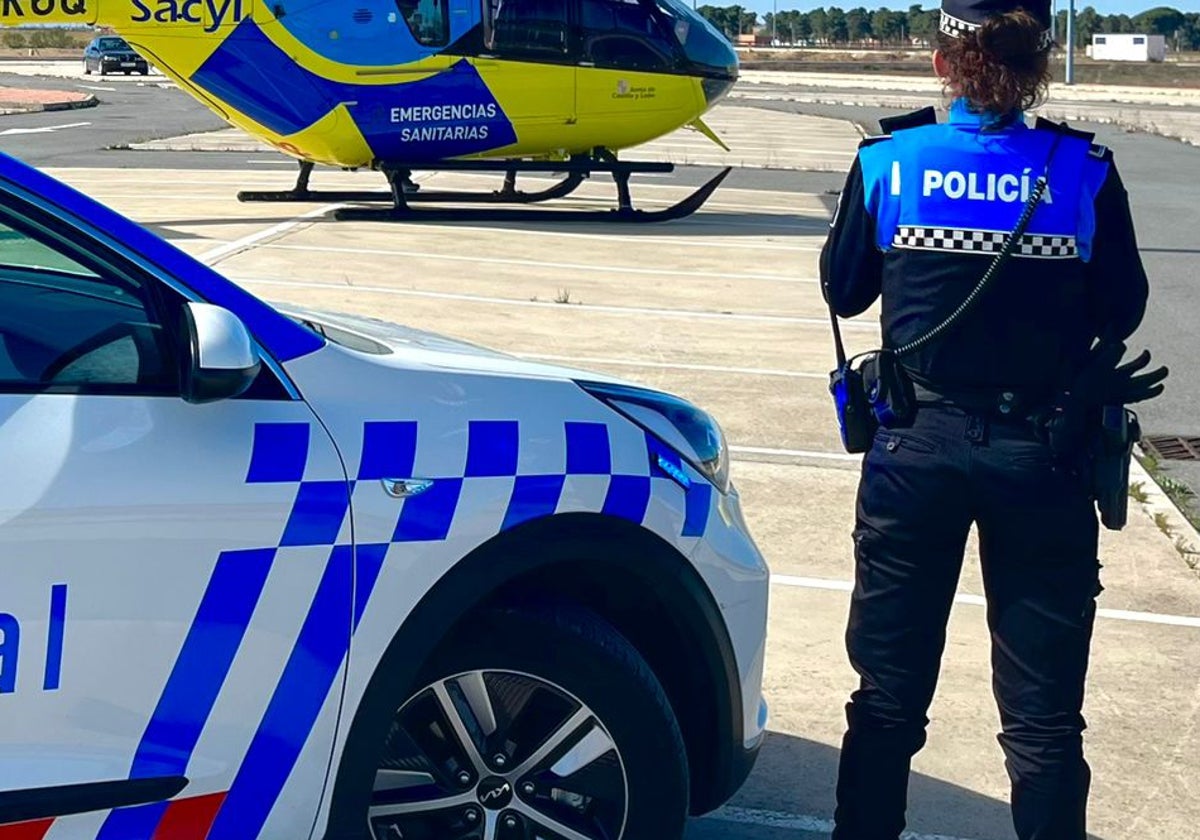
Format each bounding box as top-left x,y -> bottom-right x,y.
516,354 -> 827,379
235,277 -> 874,329
197,204 -> 340,265
261,243 -> 817,284
771,575 -> 1200,629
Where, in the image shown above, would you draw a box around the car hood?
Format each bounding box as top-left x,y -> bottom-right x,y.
276,303 -> 630,386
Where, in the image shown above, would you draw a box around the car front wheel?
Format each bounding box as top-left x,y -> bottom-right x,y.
82,60 -> 90,75
367,607 -> 689,840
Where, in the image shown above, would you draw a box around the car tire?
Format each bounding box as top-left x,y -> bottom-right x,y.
98,67 -> 106,76
83,61 -> 90,75
365,606 -> 690,840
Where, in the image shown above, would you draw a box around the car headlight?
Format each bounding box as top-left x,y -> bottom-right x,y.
579,381 -> 730,493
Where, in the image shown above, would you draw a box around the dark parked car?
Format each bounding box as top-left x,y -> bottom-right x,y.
83,36 -> 149,76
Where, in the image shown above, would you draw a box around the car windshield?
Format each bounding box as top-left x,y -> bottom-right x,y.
98,38 -> 129,51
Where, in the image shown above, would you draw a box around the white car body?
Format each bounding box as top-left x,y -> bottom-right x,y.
0,154 -> 768,840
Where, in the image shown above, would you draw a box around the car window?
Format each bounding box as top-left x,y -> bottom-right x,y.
580,0 -> 676,69
395,0 -> 450,47
98,38 -> 129,51
0,220 -> 175,394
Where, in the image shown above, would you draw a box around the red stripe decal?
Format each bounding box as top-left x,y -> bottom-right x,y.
151,793 -> 227,840
0,820 -> 54,840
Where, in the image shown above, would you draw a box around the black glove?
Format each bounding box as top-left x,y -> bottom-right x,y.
1073,342 -> 1168,407
1105,349 -> 1168,404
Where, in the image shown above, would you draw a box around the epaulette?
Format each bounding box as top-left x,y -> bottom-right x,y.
878,106 -> 937,135
858,134 -> 893,148
1034,116 -> 1096,143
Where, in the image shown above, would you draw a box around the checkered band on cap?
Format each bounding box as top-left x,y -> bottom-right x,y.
938,10 -> 1053,50
893,226 -> 1077,259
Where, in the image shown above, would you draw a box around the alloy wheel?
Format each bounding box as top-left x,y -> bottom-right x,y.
369,670 -> 629,840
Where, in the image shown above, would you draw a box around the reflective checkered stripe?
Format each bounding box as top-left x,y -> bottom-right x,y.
79,415 -> 714,840
893,225 -> 1078,259
939,10 -> 1053,50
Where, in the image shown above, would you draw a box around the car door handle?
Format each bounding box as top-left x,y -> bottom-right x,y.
381,478 -> 434,499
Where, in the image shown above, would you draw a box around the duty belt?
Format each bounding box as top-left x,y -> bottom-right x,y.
911,382 -> 1052,419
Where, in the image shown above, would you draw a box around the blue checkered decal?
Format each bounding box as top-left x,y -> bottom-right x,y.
114,415 -> 715,839
352,418 -> 712,543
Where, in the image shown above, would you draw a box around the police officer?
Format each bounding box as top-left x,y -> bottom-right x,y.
820,2 -> 1167,839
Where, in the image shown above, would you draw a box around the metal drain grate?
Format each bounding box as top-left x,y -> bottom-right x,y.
1142,435 -> 1200,461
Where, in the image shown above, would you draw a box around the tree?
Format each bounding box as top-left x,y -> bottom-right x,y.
809,7 -> 829,45
1,31 -> 25,49
872,9 -> 904,45
740,9 -> 759,35
846,6 -> 872,43
1133,6 -> 1186,39
1075,6 -> 1103,46
828,8 -> 850,44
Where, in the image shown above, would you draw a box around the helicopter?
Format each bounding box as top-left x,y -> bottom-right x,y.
0,0 -> 740,222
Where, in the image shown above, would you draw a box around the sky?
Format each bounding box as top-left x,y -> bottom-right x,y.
739,2 -> 1200,16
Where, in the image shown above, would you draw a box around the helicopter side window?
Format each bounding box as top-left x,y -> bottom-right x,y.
485,0 -> 570,57
579,0 -> 677,71
395,0 -> 450,47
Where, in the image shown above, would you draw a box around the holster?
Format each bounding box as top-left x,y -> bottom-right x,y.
829,362 -> 878,454
1091,405 -> 1141,531
860,351 -> 917,429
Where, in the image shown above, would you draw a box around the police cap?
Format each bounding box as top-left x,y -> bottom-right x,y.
939,1 -> 1053,50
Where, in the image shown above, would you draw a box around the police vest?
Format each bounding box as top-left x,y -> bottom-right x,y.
858,100 -> 1112,263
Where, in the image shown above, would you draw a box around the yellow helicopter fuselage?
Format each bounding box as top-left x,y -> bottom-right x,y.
1,0 -> 738,169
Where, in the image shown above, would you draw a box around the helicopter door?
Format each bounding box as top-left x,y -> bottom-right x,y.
472,0 -> 576,127
575,0 -> 680,115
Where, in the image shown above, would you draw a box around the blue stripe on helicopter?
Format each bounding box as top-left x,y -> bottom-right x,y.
192,19 -> 517,161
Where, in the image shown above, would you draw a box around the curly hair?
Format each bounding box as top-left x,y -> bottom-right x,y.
937,9 -> 1052,116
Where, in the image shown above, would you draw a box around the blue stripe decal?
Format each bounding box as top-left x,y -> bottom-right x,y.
94,800 -> 168,840
208,545 -> 354,840
393,479 -> 463,542
42,584 -> 66,691
280,481 -> 351,547
565,422 -> 612,475
682,484 -> 714,538
129,548 -> 276,779
352,544 -> 389,632
357,421 -> 418,481
191,21 -> 516,161
602,476 -> 652,523
502,475 -> 566,531
465,421 -> 520,477
247,423 -> 311,484
0,156 -> 323,363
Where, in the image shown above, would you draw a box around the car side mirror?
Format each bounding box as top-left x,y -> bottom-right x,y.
180,302 -> 262,404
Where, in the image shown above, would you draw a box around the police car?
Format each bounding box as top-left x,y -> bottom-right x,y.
0,152 -> 769,840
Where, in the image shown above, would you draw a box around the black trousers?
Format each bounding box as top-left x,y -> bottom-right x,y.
832,405 -> 1101,840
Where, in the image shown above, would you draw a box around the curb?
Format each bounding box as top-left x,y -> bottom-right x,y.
1130,453 -> 1200,564
0,93 -> 97,115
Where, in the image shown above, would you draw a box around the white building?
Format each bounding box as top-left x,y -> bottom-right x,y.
1089,33 -> 1167,62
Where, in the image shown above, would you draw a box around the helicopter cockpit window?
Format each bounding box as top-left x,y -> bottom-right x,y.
485,0 -> 569,56
394,0 -> 450,47
579,0 -> 677,71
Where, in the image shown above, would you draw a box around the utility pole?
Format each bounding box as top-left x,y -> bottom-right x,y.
1065,0 -> 1076,85
772,0 -> 777,44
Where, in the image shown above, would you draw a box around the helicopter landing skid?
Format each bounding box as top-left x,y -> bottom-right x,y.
237,161 -> 587,206
238,158 -> 731,223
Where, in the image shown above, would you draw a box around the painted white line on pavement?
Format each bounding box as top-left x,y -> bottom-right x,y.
516,354 -> 827,379
393,224 -> 825,253
236,277 -> 876,329
771,575 -> 1200,629
731,445 -> 863,462
262,243 -> 817,284
78,84 -> 116,91
197,205 -> 340,266
708,806 -> 974,840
